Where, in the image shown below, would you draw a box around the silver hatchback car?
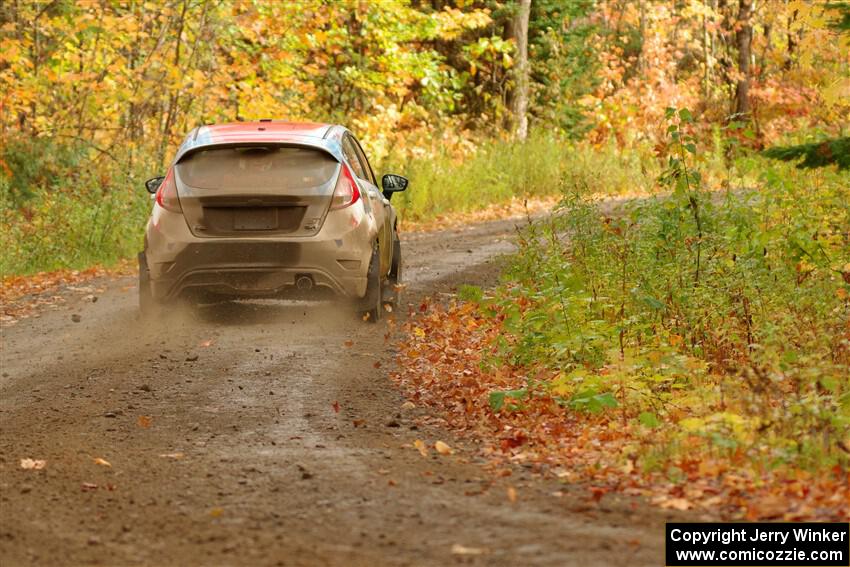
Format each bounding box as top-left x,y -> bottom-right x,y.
139,121 -> 408,321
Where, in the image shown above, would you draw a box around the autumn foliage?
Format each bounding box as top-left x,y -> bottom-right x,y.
2,1 -> 848,276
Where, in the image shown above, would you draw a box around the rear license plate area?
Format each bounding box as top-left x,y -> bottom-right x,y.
233,208 -> 277,231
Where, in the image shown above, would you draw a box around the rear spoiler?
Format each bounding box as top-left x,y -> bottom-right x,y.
173,137 -> 344,165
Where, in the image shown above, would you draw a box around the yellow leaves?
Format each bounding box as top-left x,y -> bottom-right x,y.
820,77 -> 850,108
434,440 -> 453,455
433,7 -> 492,40
93,457 -> 112,467
678,416 -> 704,433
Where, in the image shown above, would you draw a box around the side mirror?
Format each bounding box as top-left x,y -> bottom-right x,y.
381,174 -> 408,199
145,176 -> 165,194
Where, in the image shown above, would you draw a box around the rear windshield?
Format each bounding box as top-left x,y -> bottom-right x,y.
176,146 -> 339,190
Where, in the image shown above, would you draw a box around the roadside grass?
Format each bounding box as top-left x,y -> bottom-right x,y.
0,136 -> 155,277
387,133 -> 658,223
395,117 -> 850,520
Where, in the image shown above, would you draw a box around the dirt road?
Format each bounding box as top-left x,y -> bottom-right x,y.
1,218 -> 674,566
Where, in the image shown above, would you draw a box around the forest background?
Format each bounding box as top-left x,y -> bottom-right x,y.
1,0 -> 847,275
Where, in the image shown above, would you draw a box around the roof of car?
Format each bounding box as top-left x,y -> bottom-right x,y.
173,121 -> 344,163
196,121 -> 334,141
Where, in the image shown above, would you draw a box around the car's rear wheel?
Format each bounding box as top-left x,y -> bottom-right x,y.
358,245 -> 382,323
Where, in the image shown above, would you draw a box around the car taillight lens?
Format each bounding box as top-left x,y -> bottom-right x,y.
330,163 -> 360,210
155,168 -> 182,213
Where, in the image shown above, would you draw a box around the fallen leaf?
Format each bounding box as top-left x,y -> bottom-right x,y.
332,401 -> 340,413
352,419 -> 366,427
344,340 -> 354,347
158,452 -> 184,459
451,544 -> 484,556
434,440 -> 453,455
81,482 -> 98,491
209,507 -> 224,517
507,486 -> 518,503
93,457 -> 111,467
373,361 -> 382,369
589,486 -> 608,502
659,497 -> 692,511
199,339 -> 213,347
20,458 -> 46,470
413,439 -> 429,457
401,401 -> 416,410
138,415 -> 152,428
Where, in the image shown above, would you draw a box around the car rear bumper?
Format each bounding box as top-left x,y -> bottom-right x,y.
144,206 -> 374,301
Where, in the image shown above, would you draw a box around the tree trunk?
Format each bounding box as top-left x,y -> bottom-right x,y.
733,0 -> 753,118
511,0 -> 531,141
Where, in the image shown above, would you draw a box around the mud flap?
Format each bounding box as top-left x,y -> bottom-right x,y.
383,236 -> 402,309
358,246 -> 382,323
138,252 -> 160,318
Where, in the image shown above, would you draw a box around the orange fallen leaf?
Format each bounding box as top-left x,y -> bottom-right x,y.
373,361 -> 382,369
93,457 -> 111,467
413,439 -> 429,457
199,339 -> 213,347
434,440 -> 453,455
659,497 -> 692,511
138,415 -> 152,428
344,340 -> 354,347
507,486 -> 518,503
589,486 -> 607,502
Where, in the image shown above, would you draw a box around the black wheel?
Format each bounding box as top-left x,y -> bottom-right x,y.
358,245 -> 382,323
138,252 -> 160,318
384,235 -> 402,309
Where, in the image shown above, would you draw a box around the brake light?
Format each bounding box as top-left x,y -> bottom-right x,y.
155,168 -> 182,213
330,163 -> 360,210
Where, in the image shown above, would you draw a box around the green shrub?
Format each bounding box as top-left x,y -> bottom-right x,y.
1,137 -> 154,276
484,114 -> 850,470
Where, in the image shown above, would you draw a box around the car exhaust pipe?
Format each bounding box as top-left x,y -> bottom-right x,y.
295,275 -> 313,291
